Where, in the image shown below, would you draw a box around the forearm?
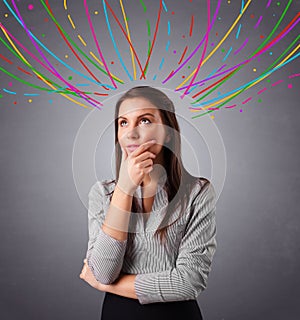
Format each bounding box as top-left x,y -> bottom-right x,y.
102,184 -> 133,241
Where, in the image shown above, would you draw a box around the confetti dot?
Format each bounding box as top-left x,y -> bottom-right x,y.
221,48 -> 225,53
269,51 -> 273,55
267,79 -> 271,83
28,4 -> 34,10
49,100 -> 53,104
4,13 -> 9,18
28,99 -> 32,103
68,76 -> 73,80
277,2 -> 280,6
13,101 -> 17,105
171,11 -> 175,15
173,50 -> 176,54
260,35 -> 264,39
211,115 -> 215,120
239,109 -> 243,112
216,32 -> 218,36
8,82 -> 12,87
111,61 -> 114,64
0,94 -> 3,98
253,68 -> 257,72
95,11 -> 99,15
44,18 -> 49,22
227,0 -> 231,3
250,14 -> 254,18
258,99 -> 262,103
211,43 -> 214,46
288,84 -> 293,89
65,55 -> 69,59
42,34 -> 45,37
182,75 -> 185,79
188,66 -> 191,69
218,17 -> 221,20
182,35 -> 185,39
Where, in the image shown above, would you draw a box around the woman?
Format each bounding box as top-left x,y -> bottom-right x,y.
80,86 -> 217,319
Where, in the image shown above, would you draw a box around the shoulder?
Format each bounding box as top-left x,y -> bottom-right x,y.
88,178 -> 116,200
188,176 -> 216,208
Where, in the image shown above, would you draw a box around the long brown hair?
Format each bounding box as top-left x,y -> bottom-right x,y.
107,86 -> 209,244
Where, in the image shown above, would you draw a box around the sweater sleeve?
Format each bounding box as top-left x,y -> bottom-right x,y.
86,181 -> 128,285
134,181 -> 217,304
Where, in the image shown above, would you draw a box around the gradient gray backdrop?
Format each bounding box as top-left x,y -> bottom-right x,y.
1,1 -> 299,319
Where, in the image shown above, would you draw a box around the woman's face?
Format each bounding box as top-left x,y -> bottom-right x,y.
117,97 -> 170,157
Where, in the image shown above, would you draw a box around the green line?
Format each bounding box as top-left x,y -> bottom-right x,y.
146,19 -> 151,37
139,0 -> 147,13
40,0 -> 123,84
191,0 -> 294,104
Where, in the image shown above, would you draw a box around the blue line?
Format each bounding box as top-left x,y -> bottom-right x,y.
153,74 -> 157,80
3,88 -> 17,94
240,0 -> 244,14
192,52 -> 300,107
2,0 -> 115,88
159,58 -> 165,70
162,1 -> 168,12
165,40 -> 170,51
236,24 -> 242,39
102,0 -> 133,81
24,93 -> 40,96
167,21 -> 171,35
222,47 -> 232,62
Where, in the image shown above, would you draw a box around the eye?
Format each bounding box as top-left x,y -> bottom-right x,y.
119,120 -> 127,127
140,118 -> 151,125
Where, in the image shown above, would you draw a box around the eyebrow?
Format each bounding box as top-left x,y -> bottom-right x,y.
118,113 -> 156,120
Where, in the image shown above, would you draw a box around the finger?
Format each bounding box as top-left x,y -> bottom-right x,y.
134,151 -> 156,163
131,139 -> 156,157
137,158 -> 154,169
83,258 -> 87,263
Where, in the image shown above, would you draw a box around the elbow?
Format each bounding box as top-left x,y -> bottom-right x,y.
183,269 -> 209,300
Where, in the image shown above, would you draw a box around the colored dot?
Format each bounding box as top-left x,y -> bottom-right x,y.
173,50 -> 176,54
250,14 -> 254,18
277,2 -> 280,5
253,68 -> 257,72
0,94 -> 3,98
188,66 -> 191,69
258,99 -> 262,103
239,109 -> 243,112
13,101 -> 17,105
28,4 -> 34,10
260,35 -> 264,39
44,18 -> 49,22
8,82 -> 12,87
216,32 -> 218,36
221,48 -> 225,52
111,61 -> 114,64
171,11 -> 175,15
4,13 -> 9,18
28,99 -> 32,103
68,76 -> 73,80
94,11 -> 98,15
65,55 -> 69,58
218,17 -> 221,20
273,14 -> 276,17
49,100 -> 53,104
267,79 -> 271,83
182,35 -> 185,39
42,34 -> 45,37
211,42 -> 214,46
227,0 -> 231,3
269,51 -> 273,55
182,75 -> 185,79
288,84 -> 293,89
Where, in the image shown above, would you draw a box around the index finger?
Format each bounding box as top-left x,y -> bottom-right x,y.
131,139 -> 157,157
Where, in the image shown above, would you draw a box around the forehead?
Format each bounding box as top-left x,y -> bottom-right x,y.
118,97 -> 161,118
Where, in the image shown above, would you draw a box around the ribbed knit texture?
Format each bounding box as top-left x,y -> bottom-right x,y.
86,177 -> 217,304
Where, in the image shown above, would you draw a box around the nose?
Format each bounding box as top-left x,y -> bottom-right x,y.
126,125 -> 140,140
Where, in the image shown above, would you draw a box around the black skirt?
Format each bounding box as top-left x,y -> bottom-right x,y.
101,292 -> 203,320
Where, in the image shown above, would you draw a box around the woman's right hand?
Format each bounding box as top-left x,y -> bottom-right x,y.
117,140 -> 157,195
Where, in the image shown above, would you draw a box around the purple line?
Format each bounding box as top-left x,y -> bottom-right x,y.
254,16 -> 263,29
266,0 -> 272,8
257,87 -> 267,94
234,38 -> 249,55
162,0 -> 221,84
289,73 -> 300,78
217,64 -> 227,72
271,79 -> 283,86
10,0 -> 101,108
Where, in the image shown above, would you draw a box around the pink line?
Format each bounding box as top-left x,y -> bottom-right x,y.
257,87 -> 267,95
271,79 -> 283,86
242,97 -> 252,104
234,38 -> 249,55
84,0 -> 117,88
181,0 -> 211,98
254,16 -> 263,29
289,73 -> 300,78
266,0 -> 272,8
225,104 -> 237,109
208,107 -> 219,110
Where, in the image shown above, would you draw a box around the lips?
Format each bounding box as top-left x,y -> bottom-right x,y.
126,144 -> 140,152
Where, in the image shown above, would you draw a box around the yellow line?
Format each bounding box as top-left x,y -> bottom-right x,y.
64,0 -> 67,11
67,14 -> 76,29
193,44 -> 300,111
0,26 -> 92,109
120,0 -> 137,80
78,34 -> 87,47
177,0 -> 252,90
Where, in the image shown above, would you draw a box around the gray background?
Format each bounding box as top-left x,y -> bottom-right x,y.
1,1 -> 299,319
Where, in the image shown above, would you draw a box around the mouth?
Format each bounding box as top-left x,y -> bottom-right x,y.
126,144 -> 140,152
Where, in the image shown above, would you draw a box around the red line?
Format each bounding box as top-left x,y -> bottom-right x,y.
45,0 -> 108,90
189,15 -> 194,37
141,0 -> 163,78
17,66 -> 33,76
93,92 -> 109,96
178,46 -> 188,65
103,0 -> 146,79
0,53 -> 13,64
192,70 -> 236,99
242,97 -> 252,104
224,104 -> 237,108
